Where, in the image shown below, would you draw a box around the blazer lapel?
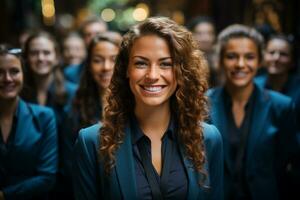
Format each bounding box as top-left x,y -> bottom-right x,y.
14,99 -> 32,145
210,89 -> 233,174
180,146 -> 199,200
115,124 -> 137,200
246,87 -> 270,163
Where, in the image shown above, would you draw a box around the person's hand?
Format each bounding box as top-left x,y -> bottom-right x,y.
0,191 -> 5,200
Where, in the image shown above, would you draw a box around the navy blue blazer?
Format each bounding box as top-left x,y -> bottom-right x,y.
0,99 -> 58,200
255,73 -> 300,100
72,122 -> 224,200
207,85 -> 298,200
63,63 -> 84,84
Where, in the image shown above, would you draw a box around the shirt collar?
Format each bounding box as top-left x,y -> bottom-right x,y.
130,114 -> 176,145
223,85 -> 257,109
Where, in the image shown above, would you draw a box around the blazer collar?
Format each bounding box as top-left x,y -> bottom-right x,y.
179,145 -> 210,200
246,85 -> 271,161
114,120 -> 206,200
115,123 -> 138,200
14,99 -> 33,144
209,88 -> 233,172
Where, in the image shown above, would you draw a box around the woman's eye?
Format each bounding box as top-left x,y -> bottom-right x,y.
225,53 -> 236,60
160,62 -> 173,68
92,58 -> 103,63
135,61 -> 147,68
245,54 -> 256,60
10,69 -> 20,75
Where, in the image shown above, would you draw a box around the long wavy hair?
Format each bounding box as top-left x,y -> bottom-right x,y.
73,32 -> 122,128
21,31 -> 67,106
100,17 -> 209,175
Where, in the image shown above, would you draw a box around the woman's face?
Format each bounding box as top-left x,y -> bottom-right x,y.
127,35 -> 177,109
0,54 -> 23,100
264,38 -> 292,75
63,36 -> 86,65
193,22 -> 215,52
90,41 -> 118,89
27,37 -> 58,76
221,37 -> 259,89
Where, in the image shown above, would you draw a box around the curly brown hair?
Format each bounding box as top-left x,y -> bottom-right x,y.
100,17 -> 209,176
73,32 -> 122,128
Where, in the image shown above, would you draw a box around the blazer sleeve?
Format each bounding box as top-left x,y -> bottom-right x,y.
205,124 -> 224,200
72,126 -> 100,200
2,108 -> 58,200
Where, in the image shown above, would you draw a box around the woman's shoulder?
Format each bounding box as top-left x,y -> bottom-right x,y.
77,123 -> 102,147
202,122 -> 221,138
202,122 -> 223,151
21,99 -> 55,117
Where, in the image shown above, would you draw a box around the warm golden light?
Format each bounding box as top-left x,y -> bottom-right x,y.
41,0 -> 55,25
172,11 -> 185,25
133,8 -> 148,21
42,4 -> 55,18
101,8 -> 116,22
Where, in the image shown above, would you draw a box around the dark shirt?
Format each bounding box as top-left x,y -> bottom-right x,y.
0,114 -> 18,187
130,117 -> 188,200
223,87 -> 257,200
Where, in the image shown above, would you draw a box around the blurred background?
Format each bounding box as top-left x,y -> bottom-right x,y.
0,0 -> 299,63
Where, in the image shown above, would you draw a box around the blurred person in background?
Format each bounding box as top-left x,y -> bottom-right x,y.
0,44 -> 58,200
255,34 -> 300,200
187,16 -> 222,87
62,32 -> 86,67
64,16 -> 108,84
57,32 -> 121,200
208,24 -> 298,200
255,34 -> 300,99
21,31 -> 76,126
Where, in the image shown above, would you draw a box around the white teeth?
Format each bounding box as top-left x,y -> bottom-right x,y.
144,86 -> 162,92
232,71 -> 247,77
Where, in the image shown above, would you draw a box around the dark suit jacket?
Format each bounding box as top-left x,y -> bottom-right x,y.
72,122 -> 224,200
0,99 -> 58,200
207,85 -> 297,200
255,73 -> 300,100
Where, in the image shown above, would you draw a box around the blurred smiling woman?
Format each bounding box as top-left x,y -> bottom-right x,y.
0,44 -> 58,200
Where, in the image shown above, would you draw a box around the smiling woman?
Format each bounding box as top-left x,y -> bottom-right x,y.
127,35 -> 177,110
207,24 -> 298,200
0,44 -> 58,200
58,32 -> 122,199
72,17 -> 224,200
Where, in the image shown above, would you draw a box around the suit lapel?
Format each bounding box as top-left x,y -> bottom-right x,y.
179,146 -> 199,200
246,87 -> 270,162
115,124 -> 137,199
210,89 -> 233,173
14,99 -> 32,145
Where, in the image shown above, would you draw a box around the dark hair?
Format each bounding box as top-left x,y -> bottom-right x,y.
21,31 -> 68,106
267,34 -> 294,53
186,16 -> 215,32
79,16 -> 107,36
217,24 -> 264,63
72,32 -> 122,128
100,17 -> 209,181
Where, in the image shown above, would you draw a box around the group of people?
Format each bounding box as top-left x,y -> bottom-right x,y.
0,14 -> 299,200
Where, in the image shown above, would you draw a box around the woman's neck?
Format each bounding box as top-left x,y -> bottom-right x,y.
267,73 -> 289,92
134,103 -> 171,140
34,73 -> 54,92
0,97 -> 18,119
225,82 -> 254,105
